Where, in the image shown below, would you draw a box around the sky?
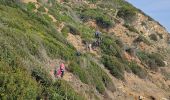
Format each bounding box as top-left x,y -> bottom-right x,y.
127,0 -> 170,32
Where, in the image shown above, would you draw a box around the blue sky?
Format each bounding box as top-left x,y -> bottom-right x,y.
127,0 -> 170,32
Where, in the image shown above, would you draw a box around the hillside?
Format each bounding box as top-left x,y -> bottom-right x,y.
0,0 -> 170,100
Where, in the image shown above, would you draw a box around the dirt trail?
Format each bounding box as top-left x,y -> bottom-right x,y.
67,33 -> 99,56
67,33 -> 86,52
63,71 -> 99,99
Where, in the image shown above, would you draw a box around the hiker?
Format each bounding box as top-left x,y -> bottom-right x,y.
60,63 -> 65,78
76,51 -> 81,56
139,96 -> 145,100
96,38 -> 102,46
92,41 -> 97,50
54,68 -> 57,76
55,63 -> 65,78
88,43 -> 92,51
95,29 -> 101,39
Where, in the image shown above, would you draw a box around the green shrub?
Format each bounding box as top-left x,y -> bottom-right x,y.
43,38 -> 75,60
100,36 -> 123,59
101,73 -> 116,92
68,61 -> 89,84
87,61 -> 105,94
0,61 -> 40,99
125,47 -> 136,56
37,6 -> 46,12
123,23 -> 139,33
27,2 -> 36,12
134,35 -> 151,45
96,16 -> 113,29
115,39 -> 124,48
50,80 -> 85,100
80,9 -> 114,29
68,24 -> 80,35
149,53 -> 165,67
0,0 -> 21,7
102,55 -> 125,80
128,62 -> 147,79
68,55 -> 116,94
137,51 -> 165,70
117,4 -> 136,22
61,26 -> 69,37
31,67 -> 53,86
149,34 -> 158,41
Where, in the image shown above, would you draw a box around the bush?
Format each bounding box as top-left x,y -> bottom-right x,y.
0,0 -> 21,7
37,6 -> 46,12
128,62 -> 147,79
117,4 -> 136,22
0,61 -> 40,99
31,67 -> 53,86
137,51 -> 165,70
134,35 -> 151,45
27,2 -> 36,12
115,39 -> 124,48
100,36 -> 123,59
123,23 -> 139,33
149,34 -> 158,41
80,9 -> 114,29
68,55 -> 116,94
96,16 -> 113,29
61,26 -> 69,37
102,55 -> 125,80
101,73 -> 116,92
68,61 -> 89,84
125,47 -> 136,56
68,24 -> 80,35
49,80 -> 85,100
149,53 -> 165,67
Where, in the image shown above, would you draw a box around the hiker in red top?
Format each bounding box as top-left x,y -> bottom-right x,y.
55,63 -> 65,78
60,63 -> 65,78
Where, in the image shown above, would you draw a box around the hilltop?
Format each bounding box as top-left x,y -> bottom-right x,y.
0,0 -> 170,99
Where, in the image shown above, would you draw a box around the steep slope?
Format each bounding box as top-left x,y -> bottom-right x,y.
0,0 -> 170,100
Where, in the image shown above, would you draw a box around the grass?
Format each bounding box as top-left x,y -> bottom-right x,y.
0,0 -> 167,99
102,55 -> 125,80
80,8 -> 114,29
0,61 -> 40,99
134,35 -> 151,45
128,62 -> 147,79
137,51 -> 165,71
0,3 -> 82,99
117,1 -> 137,23
100,35 -> 123,59
49,80 -> 85,100
68,55 -> 116,94
123,23 -> 139,34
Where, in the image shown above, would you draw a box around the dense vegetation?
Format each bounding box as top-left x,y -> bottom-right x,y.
0,0 -> 168,99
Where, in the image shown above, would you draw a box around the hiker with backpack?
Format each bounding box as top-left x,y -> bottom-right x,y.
60,63 -> 65,78
95,29 -> 101,39
55,63 -> 65,78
